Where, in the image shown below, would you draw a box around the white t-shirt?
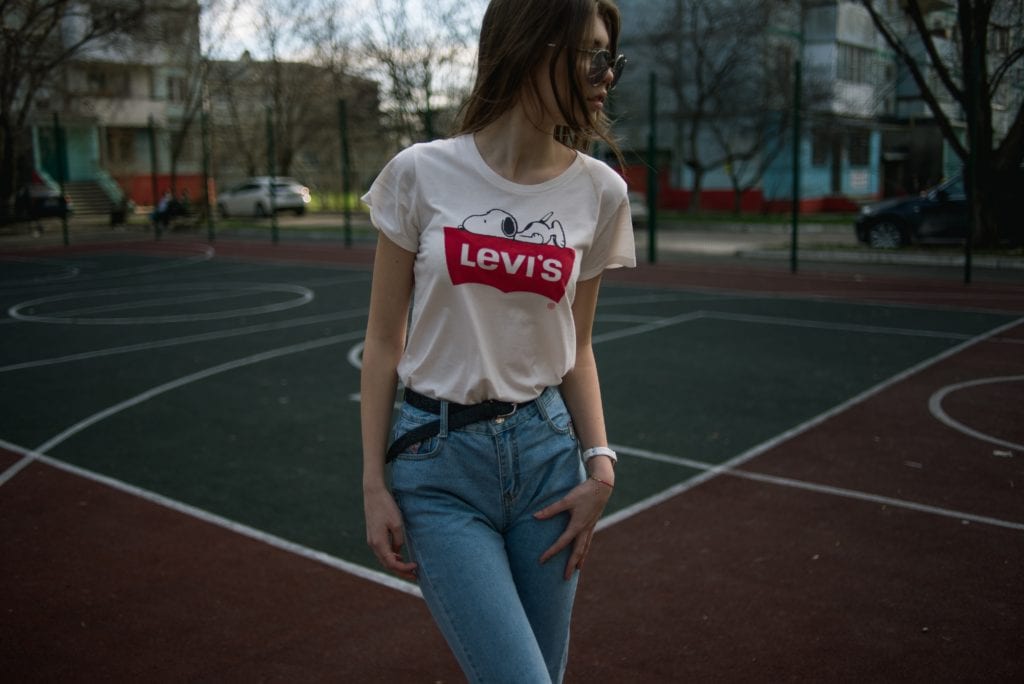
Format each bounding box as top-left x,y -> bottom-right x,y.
362,134 -> 636,404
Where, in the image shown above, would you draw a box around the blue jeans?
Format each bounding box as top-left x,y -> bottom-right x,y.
390,386 -> 585,684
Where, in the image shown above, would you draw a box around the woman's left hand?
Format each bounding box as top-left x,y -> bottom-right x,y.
534,473 -> 614,580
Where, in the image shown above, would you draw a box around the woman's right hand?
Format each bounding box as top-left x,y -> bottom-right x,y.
364,484 -> 418,581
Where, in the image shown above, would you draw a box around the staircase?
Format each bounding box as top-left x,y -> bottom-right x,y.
64,181 -> 116,215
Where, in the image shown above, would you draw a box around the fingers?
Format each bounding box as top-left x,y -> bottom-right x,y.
367,519 -> 418,580
564,532 -> 592,580
539,527 -> 575,566
381,549 -> 418,581
533,498 -> 570,521
370,533 -> 418,581
536,479 -> 611,576
365,490 -> 418,581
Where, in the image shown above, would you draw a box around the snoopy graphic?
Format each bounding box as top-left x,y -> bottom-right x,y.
459,209 -> 566,248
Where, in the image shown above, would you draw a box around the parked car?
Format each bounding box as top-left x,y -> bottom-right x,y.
216,177 -> 310,217
628,191 -> 648,225
855,175 -> 968,248
14,174 -> 72,221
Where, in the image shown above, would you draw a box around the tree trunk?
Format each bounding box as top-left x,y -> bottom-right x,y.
688,168 -> 704,212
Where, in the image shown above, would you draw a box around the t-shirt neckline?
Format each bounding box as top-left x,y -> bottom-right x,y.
462,134 -> 582,194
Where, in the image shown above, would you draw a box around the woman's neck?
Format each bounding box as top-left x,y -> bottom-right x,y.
472,107 -> 575,185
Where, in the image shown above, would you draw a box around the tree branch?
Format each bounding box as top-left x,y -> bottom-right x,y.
859,0 -> 968,161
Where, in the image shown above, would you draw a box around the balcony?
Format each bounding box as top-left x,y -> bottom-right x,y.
69,97 -> 170,127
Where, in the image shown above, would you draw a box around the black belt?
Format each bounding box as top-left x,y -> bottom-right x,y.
385,389 -> 535,463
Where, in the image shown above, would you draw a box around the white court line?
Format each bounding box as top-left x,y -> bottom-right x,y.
592,311 -> 704,344
606,444 -> 1024,532
598,315 -> 1024,531
600,310 -> 986,342
0,437 -> 420,597
0,308 -> 368,373
52,287 -> 269,317
2,295 -> 1020,596
607,278 -> 1024,317
32,331 -> 365,458
8,282 -> 314,325
928,375 -> 1024,453
701,310 -> 980,340
0,330 -> 366,487
0,327 -> 422,597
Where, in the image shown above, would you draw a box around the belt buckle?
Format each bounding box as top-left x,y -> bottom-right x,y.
493,401 -> 517,424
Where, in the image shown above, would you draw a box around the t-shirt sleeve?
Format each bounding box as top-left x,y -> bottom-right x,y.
579,191 -> 637,280
360,147 -> 419,252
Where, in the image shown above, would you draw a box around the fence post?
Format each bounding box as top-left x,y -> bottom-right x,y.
338,99 -> 353,248
266,106 -> 278,244
201,95 -> 215,243
148,115 -> 162,241
790,8 -> 804,274
647,71 -> 658,265
53,113 -> 69,246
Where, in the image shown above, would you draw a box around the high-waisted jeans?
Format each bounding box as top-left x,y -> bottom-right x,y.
390,386 -> 585,683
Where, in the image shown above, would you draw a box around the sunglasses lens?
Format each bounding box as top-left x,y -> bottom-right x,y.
589,51 -> 626,89
610,55 -> 626,89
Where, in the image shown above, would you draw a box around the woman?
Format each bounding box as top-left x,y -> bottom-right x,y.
360,1 -> 633,681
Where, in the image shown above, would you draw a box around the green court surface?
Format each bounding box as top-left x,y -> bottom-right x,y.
1,247 -> 1017,573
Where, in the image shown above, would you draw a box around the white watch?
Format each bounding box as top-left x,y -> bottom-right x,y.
582,446 -> 617,466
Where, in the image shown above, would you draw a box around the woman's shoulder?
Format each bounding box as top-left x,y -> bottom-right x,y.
392,136 -> 465,165
377,136 -> 464,185
578,152 -> 628,197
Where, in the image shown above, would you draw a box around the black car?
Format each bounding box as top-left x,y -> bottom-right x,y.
15,178 -> 72,221
855,176 -> 967,248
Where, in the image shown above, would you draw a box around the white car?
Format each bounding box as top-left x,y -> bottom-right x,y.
216,177 -> 310,217
628,191 -> 648,225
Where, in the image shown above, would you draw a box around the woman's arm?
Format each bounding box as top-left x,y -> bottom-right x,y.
361,233 -> 418,580
534,275 -> 616,579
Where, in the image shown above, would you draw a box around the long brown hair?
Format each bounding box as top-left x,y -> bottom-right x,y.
454,0 -> 623,160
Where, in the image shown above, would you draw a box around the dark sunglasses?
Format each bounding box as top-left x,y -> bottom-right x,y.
548,43 -> 628,90
579,48 -> 627,90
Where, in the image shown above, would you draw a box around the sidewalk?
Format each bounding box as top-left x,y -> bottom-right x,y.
633,219 -> 1024,271
3,211 -> 1022,272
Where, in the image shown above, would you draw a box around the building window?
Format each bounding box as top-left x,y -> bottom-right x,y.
849,130 -> 870,166
107,128 -> 135,164
167,76 -> 188,103
837,43 -> 880,84
86,68 -> 131,97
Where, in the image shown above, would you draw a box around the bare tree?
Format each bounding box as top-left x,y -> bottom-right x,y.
0,0 -> 152,220
706,2 -> 835,215
640,0 -> 787,212
359,0 -> 479,144
208,0 -> 337,179
860,0 -> 1024,246
164,0 -> 242,195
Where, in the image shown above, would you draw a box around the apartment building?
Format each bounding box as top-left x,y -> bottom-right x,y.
610,0 -> 1013,212
24,1 -> 204,213
20,1 -> 385,217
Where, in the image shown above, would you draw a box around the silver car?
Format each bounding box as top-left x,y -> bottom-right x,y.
216,177 -> 311,217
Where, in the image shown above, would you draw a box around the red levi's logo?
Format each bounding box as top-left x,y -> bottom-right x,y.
444,227 -> 575,303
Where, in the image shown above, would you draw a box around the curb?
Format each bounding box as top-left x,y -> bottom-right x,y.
738,248 -> 1024,270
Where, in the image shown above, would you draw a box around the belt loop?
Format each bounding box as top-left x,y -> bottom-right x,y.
439,399 -> 449,438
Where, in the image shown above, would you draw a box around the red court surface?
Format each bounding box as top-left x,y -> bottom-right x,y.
3,238 -> 1022,682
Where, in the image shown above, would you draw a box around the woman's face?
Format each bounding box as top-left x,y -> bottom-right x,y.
533,10 -> 614,127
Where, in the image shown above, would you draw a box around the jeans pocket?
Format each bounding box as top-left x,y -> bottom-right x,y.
391,404 -> 444,461
536,389 -> 576,440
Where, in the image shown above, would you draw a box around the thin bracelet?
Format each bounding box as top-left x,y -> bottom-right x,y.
589,475 -> 614,490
